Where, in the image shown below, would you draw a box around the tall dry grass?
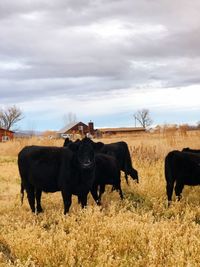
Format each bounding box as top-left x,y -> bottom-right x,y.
0,131 -> 200,267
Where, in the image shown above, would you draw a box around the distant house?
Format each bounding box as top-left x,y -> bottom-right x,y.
98,127 -> 145,137
0,128 -> 14,142
57,121 -> 95,139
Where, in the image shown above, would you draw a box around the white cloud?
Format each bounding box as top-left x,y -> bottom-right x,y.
17,85 -> 200,117
0,0 -> 200,129
0,61 -> 30,70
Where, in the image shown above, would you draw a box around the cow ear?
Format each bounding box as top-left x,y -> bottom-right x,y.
94,142 -> 104,151
68,143 -> 78,152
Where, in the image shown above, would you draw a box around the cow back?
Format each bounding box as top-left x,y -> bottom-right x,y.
18,146 -> 73,192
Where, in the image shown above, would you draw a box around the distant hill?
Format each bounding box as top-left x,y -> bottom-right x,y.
14,130 -> 43,137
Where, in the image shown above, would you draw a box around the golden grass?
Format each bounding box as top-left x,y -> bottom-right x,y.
0,131 -> 200,266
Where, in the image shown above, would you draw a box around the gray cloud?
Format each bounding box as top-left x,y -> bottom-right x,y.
0,0 -> 200,129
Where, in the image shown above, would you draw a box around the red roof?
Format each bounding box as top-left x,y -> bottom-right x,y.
0,128 -> 14,133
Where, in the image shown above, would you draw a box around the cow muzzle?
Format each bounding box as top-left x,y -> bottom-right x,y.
81,161 -> 94,169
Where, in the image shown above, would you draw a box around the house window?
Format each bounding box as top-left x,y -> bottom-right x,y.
2,136 -> 9,142
78,126 -> 83,131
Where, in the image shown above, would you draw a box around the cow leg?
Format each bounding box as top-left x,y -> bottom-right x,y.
166,182 -> 174,205
61,191 -> 72,215
99,184 -> 105,195
175,182 -> 184,201
111,186 -> 115,192
114,183 -> 124,200
26,185 -> 35,213
111,185 -> 118,192
118,187 -> 124,200
90,184 -> 101,205
77,195 -> 81,204
20,183 -> 24,205
99,184 -> 106,201
79,194 -> 88,209
124,172 -> 129,185
35,190 -> 43,213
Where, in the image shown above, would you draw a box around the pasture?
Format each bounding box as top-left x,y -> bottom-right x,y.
0,131 -> 200,267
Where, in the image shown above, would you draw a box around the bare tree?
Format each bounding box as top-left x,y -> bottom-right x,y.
0,105 -> 23,130
133,109 -> 153,128
63,112 -> 77,126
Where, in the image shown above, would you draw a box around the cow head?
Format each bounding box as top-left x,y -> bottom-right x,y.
63,137 -> 73,147
77,138 -> 95,169
81,137 -> 104,152
182,147 -> 190,152
69,137 -> 95,169
130,169 -> 139,183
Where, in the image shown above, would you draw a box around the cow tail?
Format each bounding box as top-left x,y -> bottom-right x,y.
20,183 -> 24,205
123,144 -> 130,184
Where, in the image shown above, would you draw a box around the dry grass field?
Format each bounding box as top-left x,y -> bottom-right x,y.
0,131 -> 200,267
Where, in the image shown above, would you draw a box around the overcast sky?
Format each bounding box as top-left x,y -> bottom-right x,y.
0,0 -> 200,131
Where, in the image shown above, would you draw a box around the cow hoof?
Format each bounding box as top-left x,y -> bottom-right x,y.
96,200 -> 101,206
37,208 -> 43,214
167,201 -> 172,207
176,196 -> 182,201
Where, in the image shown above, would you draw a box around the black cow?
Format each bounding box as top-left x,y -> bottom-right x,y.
18,137 -> 97,214
99,141 -> 139,184
165,150 -> 200,205
182,147 -> 200,153
63,137 -> 72,147
63,138 -> 80,147
90,153 -> 123,204
64,139 -> 123,204
77,139 -> 138,186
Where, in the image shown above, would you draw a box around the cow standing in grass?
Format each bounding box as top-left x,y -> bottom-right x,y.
91,153 -> 123,204
64,138 -> 123,204
99,141 -> 139,184
65,138 -> 138,184
18,137 -> 98,214
165,150 -> 200,205
83,139 -> 138,199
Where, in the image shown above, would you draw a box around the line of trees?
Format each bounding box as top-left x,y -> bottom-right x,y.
0,106 -> 154,131
1,105 -> 198,132
133,109 -> 200,130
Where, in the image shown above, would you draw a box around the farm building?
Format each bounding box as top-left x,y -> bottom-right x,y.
58,121 -> 95,139
98,127 -> 145,137
0,128 -> 14,142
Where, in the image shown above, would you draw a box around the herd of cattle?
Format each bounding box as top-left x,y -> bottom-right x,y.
17,137 -> 200,214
